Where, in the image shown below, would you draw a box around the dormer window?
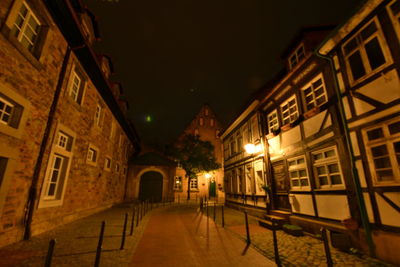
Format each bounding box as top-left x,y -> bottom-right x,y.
289,44 -> 305,69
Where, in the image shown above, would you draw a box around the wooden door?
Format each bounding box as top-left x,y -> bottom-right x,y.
272,160 -> 291,211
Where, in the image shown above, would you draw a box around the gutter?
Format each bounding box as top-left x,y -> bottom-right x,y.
314,0 -> 375,257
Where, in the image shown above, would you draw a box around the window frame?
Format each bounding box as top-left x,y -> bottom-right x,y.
94,104 -> 102,127
288,156 -> 310,190
301,73 -> 328,112
387,0 -> 400,43
68,67 -> 86,105
363,118 -> 400,185
312,146 -> 344,189
289,44 -> 306,70
342,17 -> 392,85
280,95 -> 299,126
267,109 -> 279,133
104,156 -> 112,171
190,177 -> 198,191
86,144 -> 99,166
174,176 -> 182,191
0,97 -> 15,125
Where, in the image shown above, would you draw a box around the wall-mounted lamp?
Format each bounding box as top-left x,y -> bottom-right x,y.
244,143 -> 263,154
204,173 -> 211,179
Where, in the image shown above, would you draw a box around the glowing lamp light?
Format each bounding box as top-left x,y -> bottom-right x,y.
205,173 -> 211,179
145,115 -> 152,122
244,143 -> 255,154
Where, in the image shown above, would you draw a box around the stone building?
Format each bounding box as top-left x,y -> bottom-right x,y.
173,104 -> 224,201
0,0 -> 140,247
221,0 -> 400,264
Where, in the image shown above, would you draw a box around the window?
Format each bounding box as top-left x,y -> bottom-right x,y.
289,44 -> 305,69
174,176 -> 182,190
87,145 -> 98,164
199,117 -> 204,126
95,104 -> 102,127
40,125 -> 75,206
205,108 -> 209,116
388,0 -> 400,41
267,110 -> 279,133
0,157 -> 8,192
10,2 -> 41,54
280,95 -> 298,125
190,177 -> 198,190
104,157 -> 111,171
115,163 -> 120,173
69,69 -> 85,105
364,119 -> 400,184
288,156 -> 309,189
237,136 -> 243,153
237,168 -> 243,193
210,118 -> 215,127
0,95 -> 23,129
312,147 -> 344,188
302,74 -> 327,111
194,128 -> 199,136
0,97 -> 14,125
230,139 -> 236,156
342,18 -> 389,83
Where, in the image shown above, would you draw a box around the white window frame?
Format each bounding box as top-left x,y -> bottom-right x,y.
68,68 -> 86,105
289,44 -> 305,69
342,17 -> 392,85
86,144 -> 99,166
104,157 -> 112,171
288,156 -> 310,190
280,95 -> 298,126
190,177 -> 198,190
267,109 -> 279,133
39,124 -> 75,207
387,0 -> 400,43
0,97 -> 14,125
363,118 -> 400,185
174,176 -> 182,190
302,74 -> 328,111
312,146 -> 344,189
11,2 -> 41,53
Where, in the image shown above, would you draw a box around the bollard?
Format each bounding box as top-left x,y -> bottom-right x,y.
120,213 -> 128,250
206,201 -> 209,217
44,239 -> 56,267
221,205 -> 225,227
94,221 -> 105,267
321,228 -> 333,267
213,202 -> 216,221
244,211 -> 251,244
130,207 -> 135,235
272,219 -> 282,267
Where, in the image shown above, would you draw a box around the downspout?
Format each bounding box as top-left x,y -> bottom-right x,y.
23,45 -> 72,240
314,50 -> 375,257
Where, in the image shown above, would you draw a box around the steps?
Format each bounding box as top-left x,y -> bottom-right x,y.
258,210 -> 289,230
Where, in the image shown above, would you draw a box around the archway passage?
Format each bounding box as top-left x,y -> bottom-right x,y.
139,171 -> 163,202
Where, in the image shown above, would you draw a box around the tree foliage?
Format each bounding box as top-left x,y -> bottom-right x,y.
168,134 -> 220,199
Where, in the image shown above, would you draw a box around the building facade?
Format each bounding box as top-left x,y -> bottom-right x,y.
0,0 -> 139,247
222,0 -> 400,264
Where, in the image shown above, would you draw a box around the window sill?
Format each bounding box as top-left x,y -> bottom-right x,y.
303,106 -> 320,119
86,160 -> 98,167
314,187 -> 346,192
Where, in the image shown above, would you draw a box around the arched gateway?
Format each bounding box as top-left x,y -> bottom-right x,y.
139,171 -> 163,202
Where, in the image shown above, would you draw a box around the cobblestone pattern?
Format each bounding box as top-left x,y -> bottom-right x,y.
204,204 -> 394,267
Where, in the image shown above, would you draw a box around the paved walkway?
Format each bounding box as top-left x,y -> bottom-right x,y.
129,205 -> 275,267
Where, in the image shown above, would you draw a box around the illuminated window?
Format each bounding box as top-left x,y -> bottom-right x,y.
267,110 -> 279,133
288,156 -> 309,189
342,18 -> 390,83
364,119 -> 400,184
10,2 -> 41,53
174,176 -> 182,190
312,147 -> 343,188
210,118 -> 215,127
199,117 -> 204,126
280,95 -> 298,125
289,44 -> 305,69
302,74 -> 327,111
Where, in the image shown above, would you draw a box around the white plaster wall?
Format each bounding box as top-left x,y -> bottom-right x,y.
342,96 -> 352,120
363,192 -> 375,223
376,192 -> 400,227
354,97 -> 375,116
281,125 -> 301,147
316,195 -> 350,220
359,69 -> 400,104
350,131 -> 360,156
304,110 -> 326,138
356,160 -> 367,188
268,135 -> 281,157
289,194 -> 315,216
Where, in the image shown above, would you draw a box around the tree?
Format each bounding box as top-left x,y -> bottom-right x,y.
169,134 -> 220,200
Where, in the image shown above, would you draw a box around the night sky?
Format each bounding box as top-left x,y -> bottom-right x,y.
85,0 -> 363,146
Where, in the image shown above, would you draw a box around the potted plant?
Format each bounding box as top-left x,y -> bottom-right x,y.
282,224 -> 303,236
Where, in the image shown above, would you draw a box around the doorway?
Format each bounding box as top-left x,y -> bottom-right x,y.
272,160 -> 291,210
139,171 -> 163,202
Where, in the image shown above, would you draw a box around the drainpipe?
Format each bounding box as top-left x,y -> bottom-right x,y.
314,50 -> 375,257
23,45 -> 72,240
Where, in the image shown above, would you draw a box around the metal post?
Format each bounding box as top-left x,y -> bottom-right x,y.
44,239 -> 56,267
272,219 -> 281,267
321,228 -> 333,267
94,221 -> 105,267
136,205 -> 140,226
120,213 -> 128,250
221,205 -> 225,227
213,202 -> 216,221
206,201 -> 209,217
130,206 -> 135,236
244,211 -> 251,244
